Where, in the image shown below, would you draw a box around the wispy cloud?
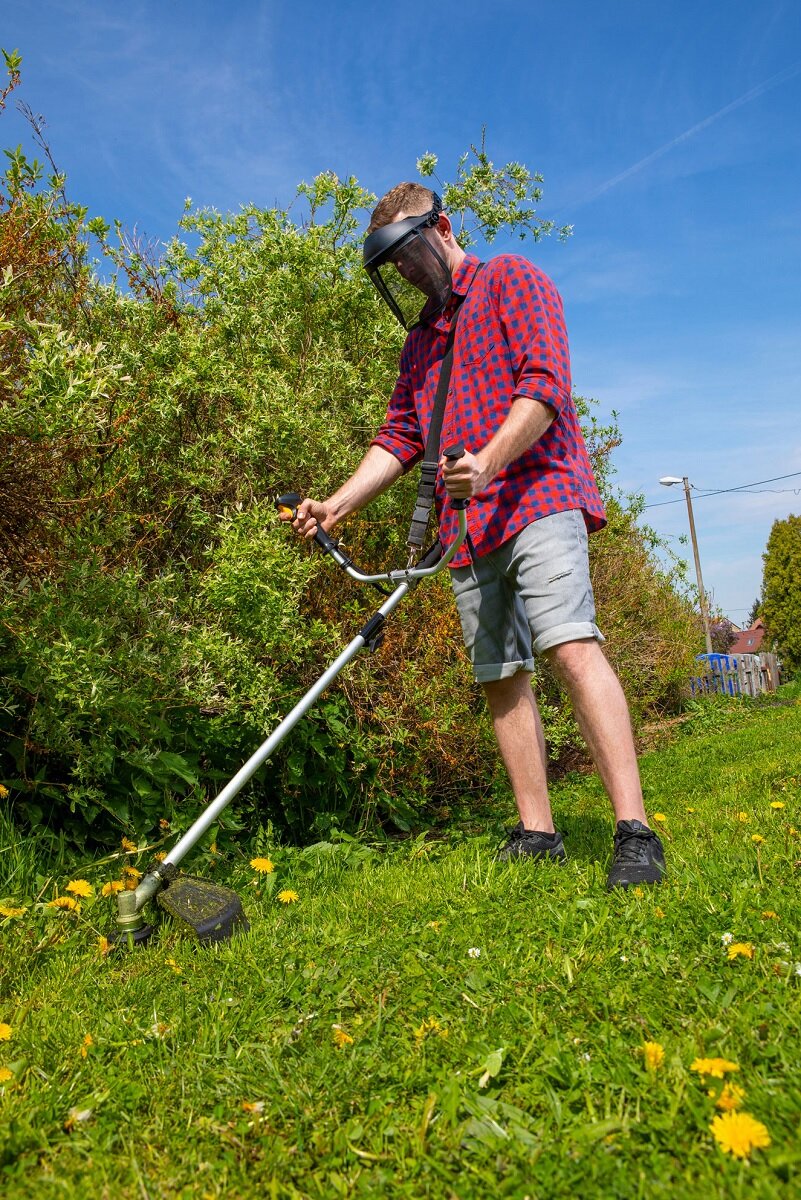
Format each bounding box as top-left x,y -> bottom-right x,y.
564,59 -> 801,213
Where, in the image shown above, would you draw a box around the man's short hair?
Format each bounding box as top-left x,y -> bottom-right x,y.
367,182 -> 435,234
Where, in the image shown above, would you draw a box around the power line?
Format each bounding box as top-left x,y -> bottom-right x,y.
643,470 -> 801,509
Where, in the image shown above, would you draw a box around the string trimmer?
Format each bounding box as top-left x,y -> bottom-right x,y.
112,447 -> 468,947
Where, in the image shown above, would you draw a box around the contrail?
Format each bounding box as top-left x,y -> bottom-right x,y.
566,59 -> 801,212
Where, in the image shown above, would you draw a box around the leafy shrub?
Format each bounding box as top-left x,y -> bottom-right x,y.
0,76 -> 698,848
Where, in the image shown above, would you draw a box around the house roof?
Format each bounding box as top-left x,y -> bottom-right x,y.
729,619 -> 766,655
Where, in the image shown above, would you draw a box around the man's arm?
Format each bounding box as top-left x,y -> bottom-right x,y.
284,444 -> 404,540
441,394 -> 555,499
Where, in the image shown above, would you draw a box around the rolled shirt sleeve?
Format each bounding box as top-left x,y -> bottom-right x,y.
494,256 -> 571,416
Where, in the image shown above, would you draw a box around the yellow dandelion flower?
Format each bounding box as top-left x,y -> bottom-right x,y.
122,865 -> 142,880
751,834 -> 765,844
0,784 -> 9,799
120,837 -> 137,853
165,958 -> 183,975
727,942 -> 754,961
710,1110 -> 770,1158
0,1066 -> 12,1083
716,1082 -> 746,1111
761,911 -> 779,920
66,879 -> 93,898
654,907 -> 665,919
0,1023 -> 11,1041
427,919 -> 442,930
332,1026 -> 354,1047
414,1016 -> 449,1042
0,904 -> 27,918
159,817 -> 171,830
652,813 -> 666,823
769,801 -> 785,810
736,811 -> 750,823
790,827 -> 799,836
642,1041 -> 665,1071
633,887 -> 644,898
686,806 -> 696,813
691,1057 -> 739,1079
101,880 -> 125,897
80,1034 -> 93,1059
49,895 -> 80,913
97,936 -> 113,956
153,851 -> 166,862
277,889 -> 299,904
250,857 -> 275,874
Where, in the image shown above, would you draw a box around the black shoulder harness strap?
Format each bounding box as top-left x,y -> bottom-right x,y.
406,263 -> 484,555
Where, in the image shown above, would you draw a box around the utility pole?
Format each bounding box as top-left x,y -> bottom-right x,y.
659,475 -> 714,655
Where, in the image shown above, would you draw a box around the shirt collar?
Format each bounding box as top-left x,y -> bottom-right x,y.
452,252 -> 482,298
426,252 -> 482,333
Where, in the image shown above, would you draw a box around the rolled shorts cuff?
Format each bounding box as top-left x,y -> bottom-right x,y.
474,656 -> 537,684
533,621 -> 605,656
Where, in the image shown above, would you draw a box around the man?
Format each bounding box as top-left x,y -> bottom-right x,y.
284,182 -> 665,889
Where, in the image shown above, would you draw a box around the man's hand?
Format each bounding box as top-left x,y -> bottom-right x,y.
439,396 -> 556,501
440,448 -> 492,500
279,498 -> 336,541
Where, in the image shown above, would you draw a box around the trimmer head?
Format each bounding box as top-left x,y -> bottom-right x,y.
156,876 -> 249,944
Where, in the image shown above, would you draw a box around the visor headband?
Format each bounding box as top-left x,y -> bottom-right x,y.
363,193 -> 444,271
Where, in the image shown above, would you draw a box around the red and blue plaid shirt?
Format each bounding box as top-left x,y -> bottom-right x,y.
371,252 -> 606,568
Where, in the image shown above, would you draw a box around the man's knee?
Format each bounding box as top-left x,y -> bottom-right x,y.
544,638 -> 607,687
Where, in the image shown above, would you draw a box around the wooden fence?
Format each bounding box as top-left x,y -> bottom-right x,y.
691,652 -> 780,698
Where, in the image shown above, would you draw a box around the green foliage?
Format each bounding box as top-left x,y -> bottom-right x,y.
760,514 -> 801,674
418,129 -> 573,247
0,82 -> 697,849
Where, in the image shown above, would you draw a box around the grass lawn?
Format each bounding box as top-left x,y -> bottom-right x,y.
1,692 -> 800,1198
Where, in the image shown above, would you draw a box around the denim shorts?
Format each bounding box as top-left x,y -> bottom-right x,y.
450,509 -> 604,682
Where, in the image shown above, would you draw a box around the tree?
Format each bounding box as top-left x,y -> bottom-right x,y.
761,514 -> 801,674
710,618 -> 737,653
746,597 -> 762,628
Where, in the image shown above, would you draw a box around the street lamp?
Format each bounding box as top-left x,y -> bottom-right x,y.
659,475 -> 713,655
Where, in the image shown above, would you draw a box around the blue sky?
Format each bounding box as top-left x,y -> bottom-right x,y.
3,0 -> 800,623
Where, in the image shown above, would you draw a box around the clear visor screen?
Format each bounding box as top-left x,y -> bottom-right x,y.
373,232 -> 451,329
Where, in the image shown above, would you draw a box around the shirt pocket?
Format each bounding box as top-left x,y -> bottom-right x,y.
455,333 -> 501,368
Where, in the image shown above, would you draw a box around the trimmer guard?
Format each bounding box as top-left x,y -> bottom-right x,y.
156,876 -> 249,944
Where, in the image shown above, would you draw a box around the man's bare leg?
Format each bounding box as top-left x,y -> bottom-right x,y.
482,672 -> 555,832
544,639 -> 648,825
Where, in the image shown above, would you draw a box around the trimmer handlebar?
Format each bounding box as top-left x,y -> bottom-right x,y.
442,442 -> 467,509
276,441 -> 469,585
276,492 -> 344,559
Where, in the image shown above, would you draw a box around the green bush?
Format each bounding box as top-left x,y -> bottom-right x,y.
0,92 -> 697,849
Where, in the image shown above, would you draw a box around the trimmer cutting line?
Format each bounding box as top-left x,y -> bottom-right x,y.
112,446 -> 468,947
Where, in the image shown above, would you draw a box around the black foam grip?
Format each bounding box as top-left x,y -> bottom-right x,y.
314,526 -> 339,554
442,443 -> 468,508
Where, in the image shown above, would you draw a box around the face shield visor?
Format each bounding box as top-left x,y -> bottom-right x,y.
363,197 -> 453,331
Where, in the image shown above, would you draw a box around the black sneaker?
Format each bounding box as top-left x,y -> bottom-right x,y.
607,820 -> 666,889
497,822 -> 566,863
